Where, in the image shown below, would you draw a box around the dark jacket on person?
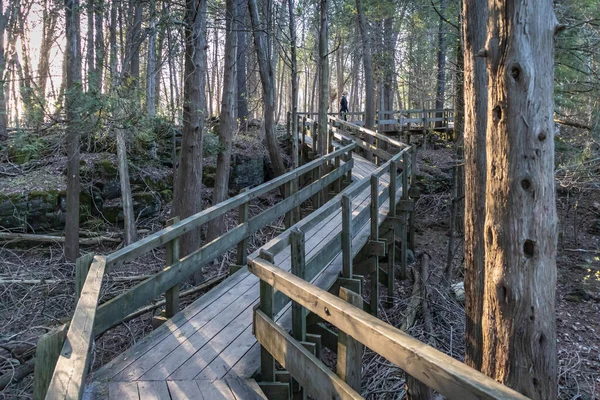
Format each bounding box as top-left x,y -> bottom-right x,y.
340,96 -> 348,113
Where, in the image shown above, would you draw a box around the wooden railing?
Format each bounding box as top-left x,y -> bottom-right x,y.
34,143 -> 357,400
298,109 -> 455,133
250,258 -> 529,400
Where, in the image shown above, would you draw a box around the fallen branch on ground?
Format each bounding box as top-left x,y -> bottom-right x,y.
0,232 -> 122,245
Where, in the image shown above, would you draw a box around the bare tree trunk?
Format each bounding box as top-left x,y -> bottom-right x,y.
356,0 -> 374,159
174,0 -> 208,270
248,0 -> 286,177
207,0 -> 237,242
94,0 -> 104,92
317,0 -> 329,155
288,0 -> 298,168
479,1 -> 558,398
86,0 -> 94,92
146,0 -> 157,115
37,0 -> 58,100
116,122 -> 138,244
236,0 -> 248,130
462,0 -> 487,371
109,0 -> 118,88
64,0 -> 82,261
435,0 -> 448,127
0,3 -> 7,141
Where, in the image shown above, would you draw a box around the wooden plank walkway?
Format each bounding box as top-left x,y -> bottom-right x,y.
85,153 -> 399,400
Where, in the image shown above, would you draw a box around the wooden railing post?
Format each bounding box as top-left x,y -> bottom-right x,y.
290,227 -> 306,343
334,154 -> 342,194
258,256 -> 275,383
301,116 -> 307,164
236,191 -> 249,267
387,161 -> 398,302
75,253 -> 94,300
341,194 -> 353,279
165,217 -> 180,318
33,325 -> 68,400
409,148 -> 419,251
336,287 -> 363,392
370,175 -> 379,316
399,153 -> 410,280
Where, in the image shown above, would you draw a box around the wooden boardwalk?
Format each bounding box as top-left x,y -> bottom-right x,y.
84,154 -> 401,400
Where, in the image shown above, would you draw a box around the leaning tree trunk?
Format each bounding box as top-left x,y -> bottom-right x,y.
480,0 -> 558,398
64,0 -> 82,261
462,0 -> 487,372
317,0 -> 328,156
173,0 -> 208,275
0,3 -> 7,141
248,0 -> 286,177
356,0 -> 374,160
207,0 -> 237,243
115,120 -> 138,245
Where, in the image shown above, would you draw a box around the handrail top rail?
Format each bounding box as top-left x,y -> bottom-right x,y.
249,257 -> 529,400
105,143 -> 356,268
328,116 -> 410,150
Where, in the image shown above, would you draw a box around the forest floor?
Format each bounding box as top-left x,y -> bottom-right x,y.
1,127 -> 599,399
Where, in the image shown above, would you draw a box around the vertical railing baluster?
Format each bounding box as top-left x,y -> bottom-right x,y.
370,175 -> 379,316
165,217 -> 180,318
236,189 -> 249,267
387,161 -> 397,302
342,194 -> 353,279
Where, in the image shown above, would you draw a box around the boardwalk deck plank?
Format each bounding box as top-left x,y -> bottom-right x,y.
88,145 -> 403,399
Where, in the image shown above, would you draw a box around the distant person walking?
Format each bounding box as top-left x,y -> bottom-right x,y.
340,92 -> 349,121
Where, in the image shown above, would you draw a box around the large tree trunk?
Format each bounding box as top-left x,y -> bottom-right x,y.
86,0 -> 94,92
236,0 -> 248,130
317,0 -> 329,156
435,0 -> 448,127
356,0 -> 374,160
479,1 -> 558,398
288,0 -> 298,169
0,3 -> 7,141
207,0 -> 237,243
37,0 -> 58,100
248,0 -> 286,177
109,0 -> 118,88
64,0 -> 82,261
462,0 -> 487,371
93,0 -> 104,92
173,0 -> 208,272
146,0 -> 157,116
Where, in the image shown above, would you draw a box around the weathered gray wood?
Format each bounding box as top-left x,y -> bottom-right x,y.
256,382 -> 290,400
136,380 -> 170,400
95,224 -> 248,335
167,380 -> 204,400
248,259 -> 529,400
227,378 -> 268,400
237,188 -> 250,266
370,175 -> 379,316
341,194 -> 353,278
74,253 -> 94,300
105,143 -> 355,268
198,379 -> 236,399
307,323 -> 338,352
108,382 -> 139,400
253,309 -> 362,400
165,217 -> 180,318
337,288 -> 363,392
259,281 -> 275,382
33,325 -> 68,400
290,228 -> 306,343
46,256 -> 107,400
